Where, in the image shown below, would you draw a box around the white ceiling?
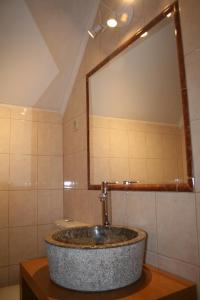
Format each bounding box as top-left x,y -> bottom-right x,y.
90,18 -> 183,125
0,0 -> 99,112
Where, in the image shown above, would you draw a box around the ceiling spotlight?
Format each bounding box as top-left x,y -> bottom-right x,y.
120,13 -> 129,23
166,12 -> 172,18
140,31 -> 148,38
107,18 -> 118,28
88,24 -> 104,38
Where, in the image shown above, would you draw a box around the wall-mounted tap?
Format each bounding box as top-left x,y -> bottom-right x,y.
99,181 -> 111,227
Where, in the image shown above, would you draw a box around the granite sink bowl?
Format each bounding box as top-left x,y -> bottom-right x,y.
45,225 -> 146,292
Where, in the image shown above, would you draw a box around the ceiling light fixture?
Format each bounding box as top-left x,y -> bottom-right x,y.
140,31 -> 148,38
120,13 -> 129,23
166,12 -> 172,18
107,18 -> 118,28
88,24 -> 104,39
88,0 -> 134,38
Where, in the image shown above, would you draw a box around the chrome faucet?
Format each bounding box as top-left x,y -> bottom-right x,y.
99,181 -> 111,227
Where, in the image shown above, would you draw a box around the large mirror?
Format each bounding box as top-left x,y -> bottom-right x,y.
86,2 -> 193,192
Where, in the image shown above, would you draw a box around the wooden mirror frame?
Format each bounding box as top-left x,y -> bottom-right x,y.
86,1 -> 193,192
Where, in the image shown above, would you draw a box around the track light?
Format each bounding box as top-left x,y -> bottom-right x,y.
88,0 -> 134,38
88,24 -> 104,39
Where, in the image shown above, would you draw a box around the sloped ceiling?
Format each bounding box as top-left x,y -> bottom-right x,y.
0,0 -> 99,113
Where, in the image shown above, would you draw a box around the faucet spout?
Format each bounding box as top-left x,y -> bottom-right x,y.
99,181 -> 111,227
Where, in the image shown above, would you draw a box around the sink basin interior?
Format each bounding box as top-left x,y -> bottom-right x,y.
51,226 -> 138,247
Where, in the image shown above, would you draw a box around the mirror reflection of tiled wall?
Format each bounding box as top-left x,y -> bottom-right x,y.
90,115 -> 187,184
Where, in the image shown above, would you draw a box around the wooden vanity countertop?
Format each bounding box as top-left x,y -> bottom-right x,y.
20,257 -> 197,300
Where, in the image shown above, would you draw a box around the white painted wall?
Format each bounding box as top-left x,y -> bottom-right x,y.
0,0 -> 59,107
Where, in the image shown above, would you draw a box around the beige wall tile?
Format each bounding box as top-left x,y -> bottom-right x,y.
73,151 -> 87,189
146,159 -> 164,183
185,50 -> 200,121
162,135 -> 178,159
67,189 -> 101,225
128,131 -> 146,158
63,114 -> 87,155
0,192 -> 8,228
0,119 -> 10,153
63,189 -> 100,224
156,192 -> 199,264
63,189 -> 83,221
109,158 -> 129,182
87,190 -> 102,225
69,78 -> 86,120
11,107 -> 38,121
0,105 -> 11,119
72,190 -> 92,224
64,152 -> 87,190
177,156 -> 186,182
112,191 -> 127,226
38,123 -> 62,155
10,155 -> 37,189
8,264 -> 19,285
90,116 -> 110,129
0,267 -> 8,287
63,190 -> 78,220
9,226 -> 37,264
0,229 -> 8,267
191,120 -> 200,192
126,192 -> 157,252
63,154 -> 77,188
37,224 -> 56,257
163,159 -> 178,183
146,133 -> 163,159
195,193 -> 200,253
0,154 -> 9,190
37,190 -> 63,225
110,129 -> 129,158
157,254 -> 199,282
109,118 -> 130,130
63,123 -> 73,155
9,191 -> 36,227
128,120 -> 147,132
38,156 -> 63,189
129,159 -> 147,183
37,110 -> 62,124
90,127 -> 110,157
145,251 -> 158,268
11,120 -> 37,155
90,158 -> 110,184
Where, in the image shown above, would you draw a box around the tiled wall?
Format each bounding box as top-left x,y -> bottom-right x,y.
63,0 -> 200,296
0,104 -> 63,287
90,115 -> 186,184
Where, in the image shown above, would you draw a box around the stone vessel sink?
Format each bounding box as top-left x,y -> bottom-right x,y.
45,226 -> 146,292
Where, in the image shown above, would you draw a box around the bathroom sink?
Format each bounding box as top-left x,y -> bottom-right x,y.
45,225 -> 146,292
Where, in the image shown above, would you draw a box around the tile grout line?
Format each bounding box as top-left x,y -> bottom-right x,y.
7,112 -> 12,285
36,118 -> 39,258
194,193 -> 200,264
154,192 -> 159,268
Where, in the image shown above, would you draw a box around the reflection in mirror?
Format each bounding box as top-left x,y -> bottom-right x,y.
87,2 -> 193,191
